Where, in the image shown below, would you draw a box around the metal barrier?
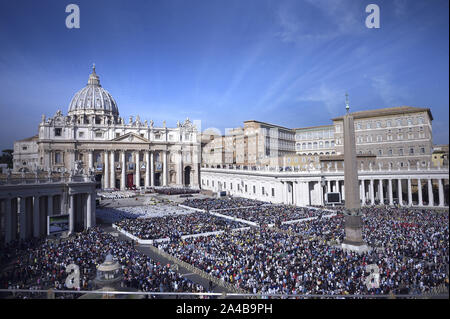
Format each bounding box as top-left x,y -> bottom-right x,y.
0,289 -> 448,299
147,244 -> 249,295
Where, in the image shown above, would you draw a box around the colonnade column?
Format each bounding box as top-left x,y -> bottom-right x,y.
135,152 -> 140,188
120,151 -> 126,190
110,150 -> 115,189
33,196 -> 40,238
360,180 -> 366,205
417,178 -> 423,206
388,179 -> 393,206
104,151 -> 109,189
5,198 -> 12,243
428,179 -> 434,206
407,178 -> 413,206
150,152 -> 155,187
378,179 -> 384,204
19,197 -> 26,240
370,179 -> 375,205
145,151 -> 150,188
438,178 -> 444,207
48,195 -> 53,217
398,179 -> 403,206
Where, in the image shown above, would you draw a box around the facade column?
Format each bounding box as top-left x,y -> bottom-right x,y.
398,179 -> 403,206
388,179 -> 393,206
110,150 -> 115,189
69,194 -> 74,234
327,180 -> 331,193
417,178 -> 423,206
335,180 -> 339,194
438,178 -> 444,207
86,193 -> 92,229
120,151 -> 126,190
150,152 -> 155,187
163,151 -> 168,186
88,150 -> 94,171
145,151 -> 150,188
407,178 -> 413,206
5,198 -> 12,243
378,179 -> 384,204
33,196 -> 40,238
19,197 -> 26,240
370,179 -> 375,205
135,152 -> 141,188
178,151 -> 184,186
103,151 -> 109,189
428,179 -> 434,206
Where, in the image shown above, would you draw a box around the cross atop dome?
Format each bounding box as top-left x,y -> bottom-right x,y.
88,63 -> 100,86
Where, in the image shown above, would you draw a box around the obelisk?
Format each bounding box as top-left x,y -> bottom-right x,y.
341,94 -> 370,252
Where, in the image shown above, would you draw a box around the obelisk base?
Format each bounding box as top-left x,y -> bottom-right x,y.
342,215 -> 371,253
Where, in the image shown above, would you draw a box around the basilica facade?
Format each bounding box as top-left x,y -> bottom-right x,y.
13,66 -> 201,189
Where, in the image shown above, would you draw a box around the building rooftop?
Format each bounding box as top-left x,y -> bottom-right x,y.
293,124 -> 334,131
16,135 -> 39,142
243,120 -> 293,131
331,106 -> 433,121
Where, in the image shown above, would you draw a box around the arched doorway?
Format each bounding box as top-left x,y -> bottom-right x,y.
184,166 -> 191,186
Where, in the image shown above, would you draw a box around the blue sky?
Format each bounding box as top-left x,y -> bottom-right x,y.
0,0 -> 448,150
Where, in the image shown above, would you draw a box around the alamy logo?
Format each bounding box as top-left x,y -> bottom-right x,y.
65,264 -> 80,289
65,4 -> 80,29
365,4 -> 380,29
365,264 -> 380,289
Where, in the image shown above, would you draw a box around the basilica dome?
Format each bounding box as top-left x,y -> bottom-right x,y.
68,65 -> 119,117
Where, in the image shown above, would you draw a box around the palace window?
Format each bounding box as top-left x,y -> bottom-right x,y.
272,188 -> 275,197
55,152 -> 62,164
54,128 -> 62,136
95,132 -> 103,138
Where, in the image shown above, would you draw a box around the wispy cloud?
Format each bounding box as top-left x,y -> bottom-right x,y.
296,84 -> 344,115
275,0 -> 363,44
369,74 -> 410,106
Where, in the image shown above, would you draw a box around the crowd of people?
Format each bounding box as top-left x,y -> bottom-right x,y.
182,197 -> 267,211
155,207 -> 448,296
0,227 -> 206,298
217,205 -> 329,226
153,187 -> 200,195
98,191 -> 136,200
96,204 -> 192,223
114,212 -> 246,240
